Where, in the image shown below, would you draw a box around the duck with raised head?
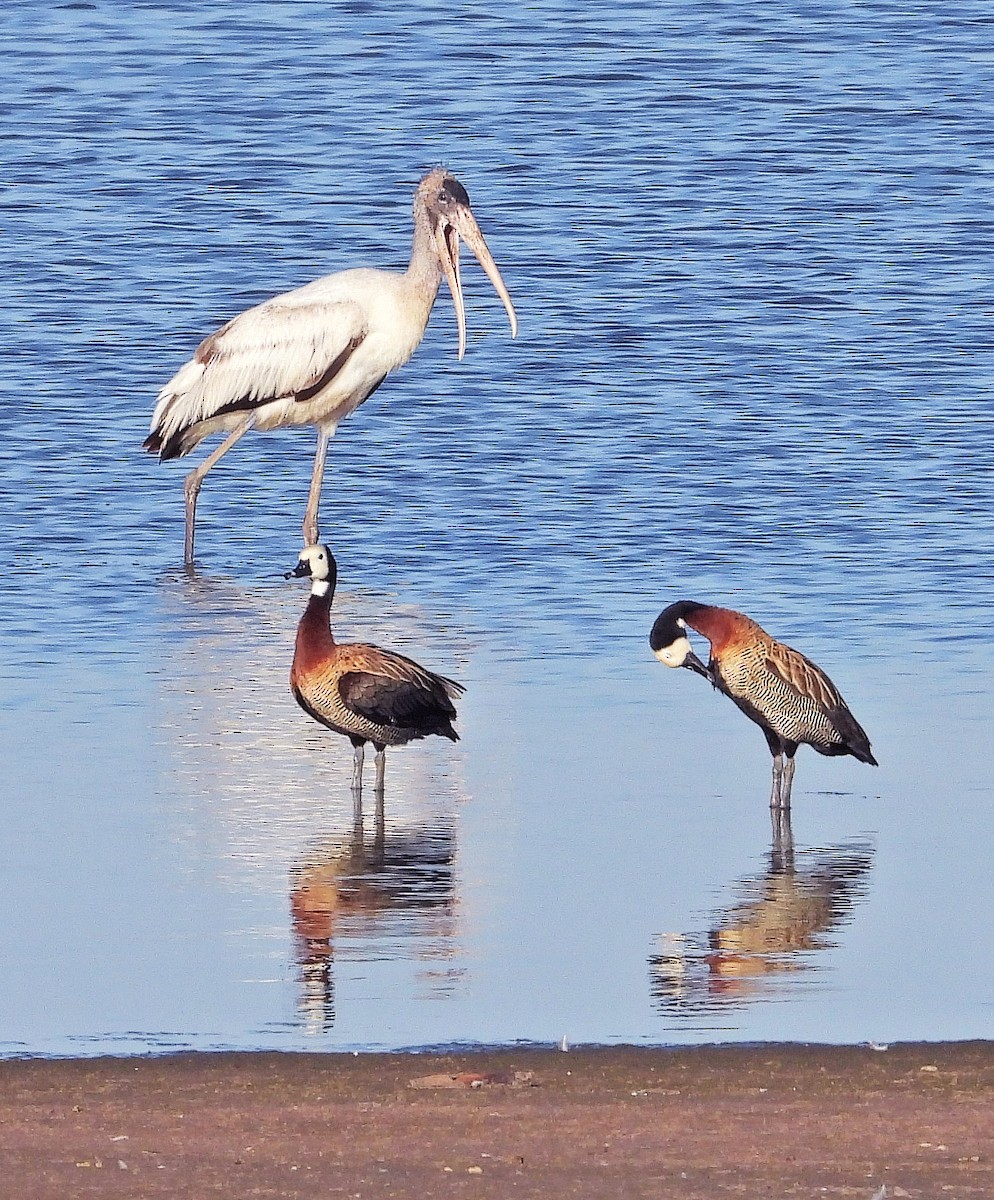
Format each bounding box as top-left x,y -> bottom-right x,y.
649,600 -> 877,808
146,168 -> 518,564
287,544 -> 463,796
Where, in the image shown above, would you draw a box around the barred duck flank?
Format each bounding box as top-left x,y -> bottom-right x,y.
650,600 -> 877,809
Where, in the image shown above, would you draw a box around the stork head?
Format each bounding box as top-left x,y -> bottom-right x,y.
649,602 -> 711,677
417,167 -> 518,360
286,544 -> 338,597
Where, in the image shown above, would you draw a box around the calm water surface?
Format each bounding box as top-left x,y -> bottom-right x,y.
1,0 -> 993,1054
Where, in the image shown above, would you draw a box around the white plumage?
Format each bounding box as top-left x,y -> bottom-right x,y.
146,170 -> 517,563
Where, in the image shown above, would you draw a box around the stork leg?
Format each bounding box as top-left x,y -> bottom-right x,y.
302,425 -> 336,547
373,745 -> 386,796
183,414 -> 256,565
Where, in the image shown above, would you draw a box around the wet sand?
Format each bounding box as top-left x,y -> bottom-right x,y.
2,1042 -> 992,1198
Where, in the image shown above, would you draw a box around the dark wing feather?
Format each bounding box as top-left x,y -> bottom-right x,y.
820,700 -> 877,763
339,667 -> 460,734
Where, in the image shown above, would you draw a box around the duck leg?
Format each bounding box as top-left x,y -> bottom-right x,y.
349,781 -> 365,857
350,742 -> 365,797
780,754 -> 796,809
374,745 -> 386,796
770,753 -> 784,809
770,803 -> 794,869
371,781 -> 386,867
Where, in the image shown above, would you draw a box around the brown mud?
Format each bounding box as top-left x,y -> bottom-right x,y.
2,1042 -> 993,1198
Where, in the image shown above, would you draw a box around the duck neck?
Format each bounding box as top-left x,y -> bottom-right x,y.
296,580 -> 337,660
685,605 -> 742,656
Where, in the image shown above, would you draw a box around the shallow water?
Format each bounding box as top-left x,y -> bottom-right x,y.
1,0 -> 993,1055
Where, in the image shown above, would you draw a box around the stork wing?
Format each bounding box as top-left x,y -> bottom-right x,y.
151,298 -> 368,439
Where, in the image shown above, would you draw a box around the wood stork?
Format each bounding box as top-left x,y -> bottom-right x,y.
145,168 -> 517,563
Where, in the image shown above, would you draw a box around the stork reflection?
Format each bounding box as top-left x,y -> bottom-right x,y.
290,792 -> 459,1032
651,809 -> 874,1015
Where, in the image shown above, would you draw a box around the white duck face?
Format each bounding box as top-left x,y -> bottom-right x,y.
286,543 -> 338,596
649,607 -> 711,678
653,629 -> 697,669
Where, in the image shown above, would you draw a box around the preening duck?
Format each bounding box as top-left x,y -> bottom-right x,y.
287,544 -> 464,796
146,169 -> 517,564
650,600 -> 877,808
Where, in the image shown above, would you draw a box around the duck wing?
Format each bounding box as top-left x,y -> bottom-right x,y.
338,646 -> 463,731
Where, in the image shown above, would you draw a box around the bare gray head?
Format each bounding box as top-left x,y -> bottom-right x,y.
415,167 -> 517,360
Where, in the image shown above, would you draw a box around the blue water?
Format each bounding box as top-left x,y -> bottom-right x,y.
1,0 -> 993,1055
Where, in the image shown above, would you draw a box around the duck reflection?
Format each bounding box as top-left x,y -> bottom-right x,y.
290,792 -> 459,1032
650,810 -> 874,1015
153,567 -> 470,881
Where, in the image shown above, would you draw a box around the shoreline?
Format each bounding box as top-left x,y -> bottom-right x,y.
3,1040 -> 992,1197
0,1034 -> 983,1062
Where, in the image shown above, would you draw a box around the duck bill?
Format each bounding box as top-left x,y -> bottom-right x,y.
683,650 -> 711,679
436,206 -> 518,361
